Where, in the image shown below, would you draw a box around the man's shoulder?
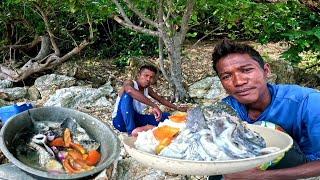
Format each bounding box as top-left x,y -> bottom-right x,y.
271,84 -> 319,101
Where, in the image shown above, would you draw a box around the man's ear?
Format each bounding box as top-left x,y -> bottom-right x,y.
136,71 -> 141,78
263,63 -> 271,78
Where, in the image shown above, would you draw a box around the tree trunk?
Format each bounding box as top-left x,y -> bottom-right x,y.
158,37 -> 170,82
5,23 -> 14,45
30,35 -> 51,61
299,0 -> 320,13
0,38 -> 91,82
111,0 -> 195,102
165,35 -> 190,102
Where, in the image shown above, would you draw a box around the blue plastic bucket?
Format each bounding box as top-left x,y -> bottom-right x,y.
0,103 -> 33,124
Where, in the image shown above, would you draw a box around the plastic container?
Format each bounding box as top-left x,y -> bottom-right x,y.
0,103 -> 33,124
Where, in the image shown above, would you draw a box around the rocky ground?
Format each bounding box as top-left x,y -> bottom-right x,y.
1,40 -> 319,179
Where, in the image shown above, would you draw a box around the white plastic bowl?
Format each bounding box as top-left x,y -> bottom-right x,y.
121,124 -> 293,175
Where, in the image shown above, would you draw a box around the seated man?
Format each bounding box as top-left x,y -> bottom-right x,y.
112,65 -> 187,136
211,39 -> 320,179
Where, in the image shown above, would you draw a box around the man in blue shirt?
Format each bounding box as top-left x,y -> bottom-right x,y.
211,39 -> 320,179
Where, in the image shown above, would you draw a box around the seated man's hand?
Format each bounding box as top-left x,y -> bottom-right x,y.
152,106 -> 162,121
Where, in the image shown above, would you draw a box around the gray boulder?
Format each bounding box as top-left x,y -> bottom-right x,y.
44,86 -> 113,109
34,74 -> 76,98
0,80 -> 13,89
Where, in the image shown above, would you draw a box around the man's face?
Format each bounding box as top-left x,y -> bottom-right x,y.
137,69 -> 156,88
216,53 -> 271,105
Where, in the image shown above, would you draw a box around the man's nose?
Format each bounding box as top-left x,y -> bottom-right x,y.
233,73 -> 247,86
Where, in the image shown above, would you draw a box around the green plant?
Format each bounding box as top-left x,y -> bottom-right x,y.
297,50 -> 320,74
105,27 -> 158,67
281,26 -> 320,63
193,0 -> 320,65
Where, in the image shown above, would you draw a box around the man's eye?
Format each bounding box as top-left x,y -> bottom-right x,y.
221,74 -> 231,80
243,68 -> 253,73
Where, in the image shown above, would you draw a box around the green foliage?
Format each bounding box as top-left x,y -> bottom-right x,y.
297,50 -> 320,73
0,0 -> 113,61
108,28 -> 158,67
0,2 -> 44,42
281,26 -> 320,63
193,0 -> 320,64
1,0 -> 319,68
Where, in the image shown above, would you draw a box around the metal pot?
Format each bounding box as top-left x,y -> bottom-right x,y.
0,106 -> 120,179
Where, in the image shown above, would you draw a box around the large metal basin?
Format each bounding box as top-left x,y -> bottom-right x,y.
0,106 -> 120,179
122,124 -> 293,175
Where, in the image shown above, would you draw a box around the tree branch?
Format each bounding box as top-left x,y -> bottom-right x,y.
299,0 -> 320,13
0,36 -> 42,51
113,15 -> 159,36
179,0 -> 196,40
124,0 -> 158,28
111,0 -> 133,25
158,37 -> 170,82
163,0 -> 173,23
86,12 -> 94,40
157,0 -> 170,42
30,35 -> 51,61
163,1 -> 174,31
54,39 -> 90,65
34,3 -> 61,56
0,8 -> 95,82
0,38 -> 91,82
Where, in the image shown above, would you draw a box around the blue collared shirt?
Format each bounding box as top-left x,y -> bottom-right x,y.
223,84 -> 320,161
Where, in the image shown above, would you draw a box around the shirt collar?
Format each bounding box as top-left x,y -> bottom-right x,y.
222,83 -> 275,123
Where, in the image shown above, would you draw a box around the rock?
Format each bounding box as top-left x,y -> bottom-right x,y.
116,158 -> 166,180
0,80 -> 13,89
267,59 -> 295,84
34,74 -> 76,98
254,42 -> 295,84
0,92 -> 9,100
27,86 -> 41,101
188,76 -> 226,101
267,73 -> 278,83
0,87 -> 27,100
98,82 -> 114,97
44,86 -> 112,109
189,77 -> 213,95
0,99 -> 8,106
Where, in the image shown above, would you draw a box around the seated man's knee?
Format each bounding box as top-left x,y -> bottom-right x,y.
120,92 -> 134,105
113,119 -> 127,132
121,92 -> 133,99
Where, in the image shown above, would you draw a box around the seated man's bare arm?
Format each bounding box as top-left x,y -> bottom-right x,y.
148,88 -> 187,112
122,80 -> 157,108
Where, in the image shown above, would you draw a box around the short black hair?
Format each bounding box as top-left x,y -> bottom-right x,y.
139,64 -> 158,74
212,39 -> 265,74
